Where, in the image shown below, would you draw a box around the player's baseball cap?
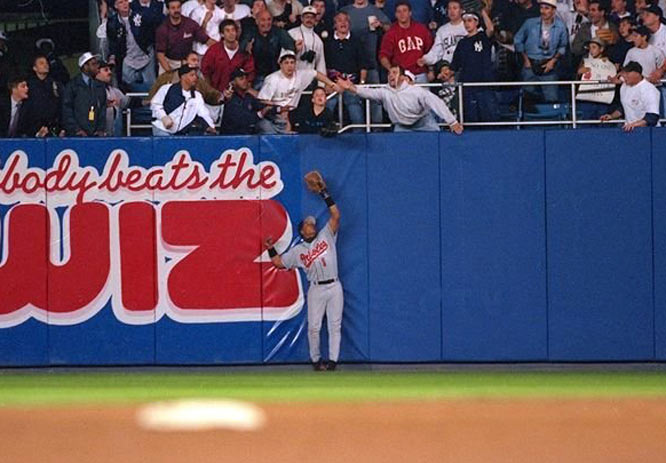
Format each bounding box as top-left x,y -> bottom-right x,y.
230,67 -> 249,80
298,216 -> 317,234
78,51 -> 100,68
278,48 -> 296,63
622,61 -> 643,75
302,5 -> 317,15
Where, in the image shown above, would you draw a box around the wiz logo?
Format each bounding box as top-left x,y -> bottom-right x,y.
0,148 -> 304,328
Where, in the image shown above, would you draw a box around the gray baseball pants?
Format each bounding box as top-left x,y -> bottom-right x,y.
307,281 -> 344,363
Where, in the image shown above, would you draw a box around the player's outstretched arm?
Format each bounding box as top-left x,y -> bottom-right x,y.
304,171 -> 340,234
264,237 -> 285,268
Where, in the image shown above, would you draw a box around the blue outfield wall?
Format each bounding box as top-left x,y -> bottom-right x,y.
0,129 -> 663,366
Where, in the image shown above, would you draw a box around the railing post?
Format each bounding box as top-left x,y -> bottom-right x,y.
126,108 -> 132,137
458,83 -> 464,126
338,92 -> 344,131
570,82 -> 577,129
365,93 -> 371,133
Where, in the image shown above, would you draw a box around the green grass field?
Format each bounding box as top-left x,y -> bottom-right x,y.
1,371 -> 666,407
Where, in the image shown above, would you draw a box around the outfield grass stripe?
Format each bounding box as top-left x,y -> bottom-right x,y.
0,372 -> 665,406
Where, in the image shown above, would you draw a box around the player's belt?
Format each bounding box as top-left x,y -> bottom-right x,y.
313,278 -> 337,285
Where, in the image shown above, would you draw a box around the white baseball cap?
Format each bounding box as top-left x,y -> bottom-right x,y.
36,38 -> 55,49
78,51 -> 100,68
0,31 -> 8,41
538,0 -> 557,8
302,5 -> 317,15
278,48 -> 296,63
404,70 -> 416,81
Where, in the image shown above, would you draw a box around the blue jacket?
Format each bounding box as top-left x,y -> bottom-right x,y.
514,17 -> 569,60
107,1 -> 164,78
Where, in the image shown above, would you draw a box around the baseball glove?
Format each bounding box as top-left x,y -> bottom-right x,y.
304,170 -> 326,193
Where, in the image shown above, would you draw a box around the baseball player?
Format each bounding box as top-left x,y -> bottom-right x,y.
264,172 -> 342,371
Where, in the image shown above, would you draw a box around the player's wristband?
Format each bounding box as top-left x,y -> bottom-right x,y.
320,188 -> 335,207
267,247 -> 277,258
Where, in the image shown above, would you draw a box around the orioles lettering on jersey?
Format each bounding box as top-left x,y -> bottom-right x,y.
398,36 -> 425,53
300,240 -> 329,268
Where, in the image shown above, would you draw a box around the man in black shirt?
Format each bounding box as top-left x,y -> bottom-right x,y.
450,11 -> 498,123
22,54 -> 64,137
241,9 -> 296,89
220,68 -> 274,134
324,11 -> 367,128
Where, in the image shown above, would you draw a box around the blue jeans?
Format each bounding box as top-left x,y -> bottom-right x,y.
326,91 -> 364,130
521,67 -> 559,102
660,86 -> 666,118
394,112 -> 441,131
122,50 -> 156,92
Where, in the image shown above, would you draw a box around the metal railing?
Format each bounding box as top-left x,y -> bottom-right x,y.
125,79 -> 660,136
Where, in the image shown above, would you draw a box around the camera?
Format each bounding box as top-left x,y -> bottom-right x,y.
300,50 -> 316,63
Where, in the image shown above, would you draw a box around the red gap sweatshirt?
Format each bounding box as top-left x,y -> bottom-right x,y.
379,22 -> 433,75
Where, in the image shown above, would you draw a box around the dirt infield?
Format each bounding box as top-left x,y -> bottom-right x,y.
3,398 -> 666,463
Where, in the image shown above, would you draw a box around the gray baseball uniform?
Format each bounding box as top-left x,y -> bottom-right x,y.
281,223 -> 343,363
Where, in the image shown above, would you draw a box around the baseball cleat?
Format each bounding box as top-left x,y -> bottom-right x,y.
326,360 -> 337,371
313,359 -> 326,371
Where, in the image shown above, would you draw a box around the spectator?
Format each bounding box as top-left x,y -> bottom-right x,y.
642,5 -> 666,113
432,60 -> 458,117
312,0 -> 334,39
181,0 -> 204,17
608,16 -> 635,66
431,0 -> 449,30
61,53 -> 108,137
289,6 -> 327,76
336,65 -> 464,132
601,60 -> 660,129
324,11 -> 368,127
190,0 -> 225,56
241,10 -> 296,89
1,75 -> 48,138
155,0 -> 214,74
35,38 -> 71,85
623,25 -> 664,79
149,51 -> 224,103
383,0 -> 434,25
571,0 -> 618,61
576,36 -> 617,119
268,0 -> 304,28
562,0 -> 590,44
107,0 -> 162,91
450,11 -> 498,122
514,0 -> 569,102
96,60 -> 142,136
151,65 -> 217,135
419,0 -> 467,69
257,49 -> 339,133
610,0 -> 632,24
220,0 -> 252,21
498,0 -> 540,36
341,0 -> 390,89
220,67 -> 274,133
240,0 -> 268,42
202,19 -> 256,92
21,55 -> 64,138
379,1 -> 434,82
290,86 -> 336,132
